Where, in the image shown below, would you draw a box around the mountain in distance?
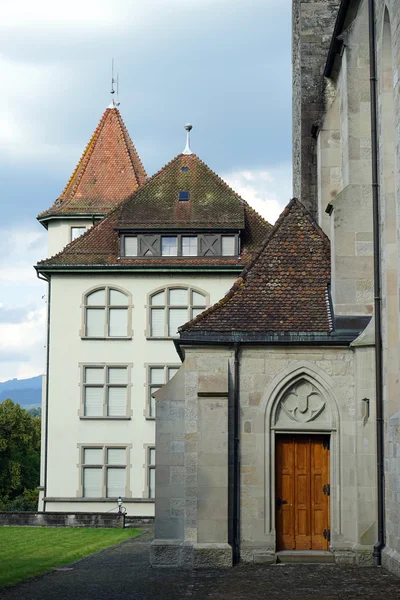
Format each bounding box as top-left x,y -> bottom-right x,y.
0,375 -> 42,408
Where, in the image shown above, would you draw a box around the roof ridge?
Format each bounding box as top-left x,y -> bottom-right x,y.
59,108 -> 109,203
179,198 -> 330,333
115,110 -> 147,185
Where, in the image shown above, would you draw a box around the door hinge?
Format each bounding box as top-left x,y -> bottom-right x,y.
323,529 -> 331,542
323,483 -> 330,496
323,438 -> 330,450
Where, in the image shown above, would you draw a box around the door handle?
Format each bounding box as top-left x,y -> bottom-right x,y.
276,497 -> 288,510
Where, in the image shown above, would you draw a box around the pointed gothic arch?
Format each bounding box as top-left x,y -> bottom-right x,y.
261,361 -> 342,540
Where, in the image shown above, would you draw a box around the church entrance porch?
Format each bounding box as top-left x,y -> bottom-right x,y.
275,435 -> 330,552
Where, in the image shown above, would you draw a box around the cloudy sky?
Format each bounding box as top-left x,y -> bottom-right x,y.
0,0 -> 292,382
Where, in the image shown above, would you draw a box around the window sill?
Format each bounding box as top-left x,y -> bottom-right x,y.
44,497 -> 154,503
144,416 -> 155,421
81,337 -> 132,341
146,336 -> 179,341
79,416 -> 132,420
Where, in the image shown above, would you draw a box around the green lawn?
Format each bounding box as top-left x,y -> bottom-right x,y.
0,526 -> 142,588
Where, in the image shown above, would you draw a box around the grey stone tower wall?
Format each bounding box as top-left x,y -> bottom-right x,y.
292,0 -> 341,216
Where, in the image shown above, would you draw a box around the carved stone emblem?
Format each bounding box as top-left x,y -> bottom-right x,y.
280,380 -> 325,423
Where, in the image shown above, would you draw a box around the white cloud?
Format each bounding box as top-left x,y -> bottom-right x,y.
0,55 -> 80,164
0,225 -> 47,381
221,163 -> 292,224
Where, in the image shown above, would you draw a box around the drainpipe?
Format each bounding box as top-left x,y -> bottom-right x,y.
37,272 -> 51,513
232,342 -> 241,564
368,0 -> 385,566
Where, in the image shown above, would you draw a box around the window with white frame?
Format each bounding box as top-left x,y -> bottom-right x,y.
80,446 -> 128,498
82,365 -> 130,418
149,286 -> 207,338
147,446 -> 156,498
147,365 -> 180,418
122,233 -> 237,257
83,286 -> 131,338
71,226 -> 86,241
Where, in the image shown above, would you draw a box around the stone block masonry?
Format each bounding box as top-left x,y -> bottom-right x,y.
292,0 -> 341,215
0,512 -> 125,528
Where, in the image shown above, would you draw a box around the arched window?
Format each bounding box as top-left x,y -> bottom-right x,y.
83,286 -> 131,338
148,286 -> 208,338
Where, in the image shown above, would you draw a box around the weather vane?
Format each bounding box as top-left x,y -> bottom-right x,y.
110,59 -> 120,107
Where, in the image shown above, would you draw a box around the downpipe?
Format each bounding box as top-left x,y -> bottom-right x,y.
368,0 -> 385,566
232,342 -> 241,565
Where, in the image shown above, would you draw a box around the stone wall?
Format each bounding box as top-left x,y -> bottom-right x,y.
292,0 -> 341,215
152,342 -> 377,567
151,348 -> 234,568
0,512 -> 125,528
374,0 -> 400,578
318,0 -> 374,317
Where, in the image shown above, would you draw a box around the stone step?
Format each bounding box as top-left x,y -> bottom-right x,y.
276,550 -> 335,564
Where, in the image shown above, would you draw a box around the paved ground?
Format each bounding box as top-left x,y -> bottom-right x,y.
1,530 -> 400,600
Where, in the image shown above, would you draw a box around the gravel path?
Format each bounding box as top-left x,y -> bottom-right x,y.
1,530 -> 399,600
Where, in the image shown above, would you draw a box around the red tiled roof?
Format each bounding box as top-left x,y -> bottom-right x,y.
38,106 -> 147,219
179,199 -> 332,334
117,153 -> 246,229
37,153 -> 272,268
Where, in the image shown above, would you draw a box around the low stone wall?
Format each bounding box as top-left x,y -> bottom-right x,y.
0,512 -> 125,528
124,516 -> 154,528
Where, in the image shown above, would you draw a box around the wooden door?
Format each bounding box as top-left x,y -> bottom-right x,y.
275,435 -> 330,551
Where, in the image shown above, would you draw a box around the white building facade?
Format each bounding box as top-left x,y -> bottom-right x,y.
36,109 -> 270,516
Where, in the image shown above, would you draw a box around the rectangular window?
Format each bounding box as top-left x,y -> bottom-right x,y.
161,237 -> 178,256
221,236 -> 236,256
86,308 -> 105,337
168,308 -> 187,336
148,447 -> 156,498
150,308 -> 165,337
124,236 -> 137,256
81,445 -> 128,498
182,236 -> 197,256
82,365 -> 129,418
108,308 -> 128,337
178,191 -> 190,201
71,227 -> 86,241
147,365 -> 180,418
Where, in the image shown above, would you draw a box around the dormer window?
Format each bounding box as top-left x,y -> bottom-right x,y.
181,167 -> 189,172
178,191 -> 190,201
161,237 -> 178,256
222,236 -> 235,256
121,233 -> 238,258
124,236 -> 137,256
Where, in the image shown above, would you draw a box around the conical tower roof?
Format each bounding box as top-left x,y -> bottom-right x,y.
38,105 -> 147,221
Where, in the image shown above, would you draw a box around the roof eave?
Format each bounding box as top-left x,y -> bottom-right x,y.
34,264 -> 243,274
324,0 -> 352,78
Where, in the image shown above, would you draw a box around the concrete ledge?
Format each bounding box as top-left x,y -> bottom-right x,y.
333,548 -> 374,566
382,547 -> 400,578
193,543 -> 232,568
150,539 -> 182,567
0,512 -> 124,528
150,540 -> 233,568
241,547 -> 276,564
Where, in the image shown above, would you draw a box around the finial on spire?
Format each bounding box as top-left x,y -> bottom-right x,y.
108,59 -> 120,108
183,123 -> 193,155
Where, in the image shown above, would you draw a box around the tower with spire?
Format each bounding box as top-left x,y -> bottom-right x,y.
38,103 -> 146,256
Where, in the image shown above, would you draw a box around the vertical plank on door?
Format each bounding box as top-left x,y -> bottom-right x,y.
294,437 -> 311,549
311,437 -> 330,550
276,437 -> 295,550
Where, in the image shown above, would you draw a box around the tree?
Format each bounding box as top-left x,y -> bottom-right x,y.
0,400 -> 41,503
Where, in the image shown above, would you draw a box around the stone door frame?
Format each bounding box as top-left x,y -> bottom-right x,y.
262,362 -> 341,546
